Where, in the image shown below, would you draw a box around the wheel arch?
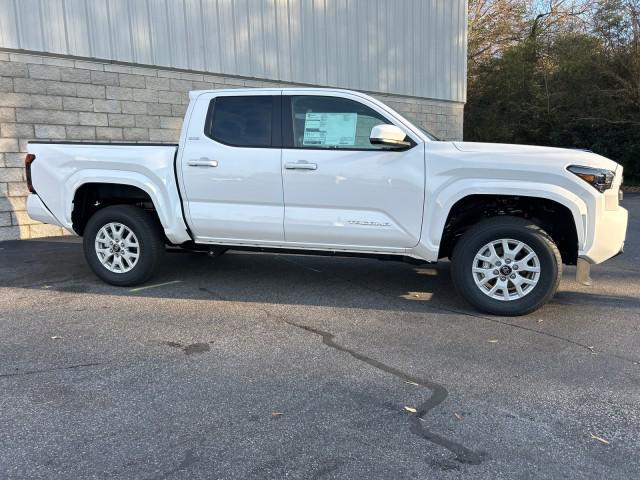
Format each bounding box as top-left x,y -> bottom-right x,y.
422,182 -> 586,265
69,178 -> 167,237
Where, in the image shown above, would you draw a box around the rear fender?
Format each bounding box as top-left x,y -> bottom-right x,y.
66,170 -> 190,244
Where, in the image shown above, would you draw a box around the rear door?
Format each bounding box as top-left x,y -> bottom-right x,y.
281,92 -> 425,249
179,91 -> 284,243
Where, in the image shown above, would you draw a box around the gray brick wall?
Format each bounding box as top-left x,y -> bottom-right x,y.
0,50 -> 464,241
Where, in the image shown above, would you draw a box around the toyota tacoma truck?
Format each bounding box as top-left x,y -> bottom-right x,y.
25,88 -> 628,315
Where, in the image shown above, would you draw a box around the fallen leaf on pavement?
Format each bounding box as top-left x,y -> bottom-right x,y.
488,339 -> 498,343
590,433 -> 609,445
404,406 -> 417,413
405,381 -> 419,386
454,413 -> 463,421
271,412 -> 284,417
51,336 -> 62,340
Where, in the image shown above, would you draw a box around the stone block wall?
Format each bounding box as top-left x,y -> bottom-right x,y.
0,49 -> 464,241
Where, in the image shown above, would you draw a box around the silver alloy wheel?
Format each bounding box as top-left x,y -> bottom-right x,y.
94,222 -> 140,274
472,238 -> 540,301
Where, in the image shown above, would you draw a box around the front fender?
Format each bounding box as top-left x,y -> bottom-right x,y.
415,179 -> 587,261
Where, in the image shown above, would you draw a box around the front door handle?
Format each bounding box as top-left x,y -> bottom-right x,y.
285,161 -> 317,171
188,158 -> 218,167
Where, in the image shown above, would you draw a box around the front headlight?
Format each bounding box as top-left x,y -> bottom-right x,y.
567,165 -> 615,192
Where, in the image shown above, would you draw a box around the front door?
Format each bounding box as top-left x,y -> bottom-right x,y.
179,91 -> 285,243
281,93 -> 425,249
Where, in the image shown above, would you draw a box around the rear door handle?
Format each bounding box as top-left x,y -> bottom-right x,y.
188,158 -> 218,167
285,161 -> 317,170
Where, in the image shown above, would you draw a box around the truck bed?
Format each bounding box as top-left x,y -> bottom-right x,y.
27,141 -> 191,244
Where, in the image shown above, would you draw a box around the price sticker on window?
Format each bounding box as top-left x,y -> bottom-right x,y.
303,112 -> 357,146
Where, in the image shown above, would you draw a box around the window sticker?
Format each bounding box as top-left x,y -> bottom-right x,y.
303,112 -> 358,146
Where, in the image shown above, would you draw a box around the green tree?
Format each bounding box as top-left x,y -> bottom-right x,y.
465,0 -> 640,183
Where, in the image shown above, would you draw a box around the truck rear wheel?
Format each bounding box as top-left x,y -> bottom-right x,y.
450,217 -> 562,316
83,205 -> 165,286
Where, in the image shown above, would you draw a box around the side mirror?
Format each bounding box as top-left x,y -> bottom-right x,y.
369,124 -> 410,148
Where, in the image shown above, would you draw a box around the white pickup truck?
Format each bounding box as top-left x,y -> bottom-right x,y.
25,88 -> 628,315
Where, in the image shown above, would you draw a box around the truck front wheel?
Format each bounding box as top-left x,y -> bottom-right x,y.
83,205 -> 165,286
450,217 -> 562,316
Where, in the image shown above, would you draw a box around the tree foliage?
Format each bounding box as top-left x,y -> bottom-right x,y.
466,0 -> 640,182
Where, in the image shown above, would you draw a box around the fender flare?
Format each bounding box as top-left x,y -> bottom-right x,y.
421,180 -> 588,258
65,170 -> 173,232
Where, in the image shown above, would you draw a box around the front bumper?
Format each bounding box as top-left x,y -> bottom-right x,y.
581,205 -> 628,264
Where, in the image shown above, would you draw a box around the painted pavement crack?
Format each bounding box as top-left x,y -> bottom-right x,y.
0,362 -> 107,378
280,318 -> 484,465
198,287 -> 483,465
280,257 -> 639,365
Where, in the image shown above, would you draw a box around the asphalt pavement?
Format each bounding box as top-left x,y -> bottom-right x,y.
1,195 -> 638,479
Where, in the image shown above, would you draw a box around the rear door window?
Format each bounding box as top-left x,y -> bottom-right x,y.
206,96 -> 276,147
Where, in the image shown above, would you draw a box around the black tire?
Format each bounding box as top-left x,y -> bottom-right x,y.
450,216 -> 562,316
83,205 -> 165,286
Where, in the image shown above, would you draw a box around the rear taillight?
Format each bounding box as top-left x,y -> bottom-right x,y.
25,153 -> 36,193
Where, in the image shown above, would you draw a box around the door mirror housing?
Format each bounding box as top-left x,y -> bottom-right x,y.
369,124 -> 410,148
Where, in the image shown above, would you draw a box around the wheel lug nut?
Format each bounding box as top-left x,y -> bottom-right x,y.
496,261 -> 502,266
513,265 -> 519,270
493,269 -> 499,275
500,276 -> 506,281
505,259 -> 511,264
510,274 -> 516,279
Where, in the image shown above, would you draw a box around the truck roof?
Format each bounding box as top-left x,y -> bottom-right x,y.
188,87 -> 366,100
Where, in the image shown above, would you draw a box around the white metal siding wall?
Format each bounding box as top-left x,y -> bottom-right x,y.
0,0 -> 467,102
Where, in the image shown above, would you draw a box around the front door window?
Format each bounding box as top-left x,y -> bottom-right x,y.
288,95 -> 402,150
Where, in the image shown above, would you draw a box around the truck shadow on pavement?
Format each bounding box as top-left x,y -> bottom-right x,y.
1,236 -> 638,314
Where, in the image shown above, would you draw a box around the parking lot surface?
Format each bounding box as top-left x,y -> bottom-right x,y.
1,194 -> 638,479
